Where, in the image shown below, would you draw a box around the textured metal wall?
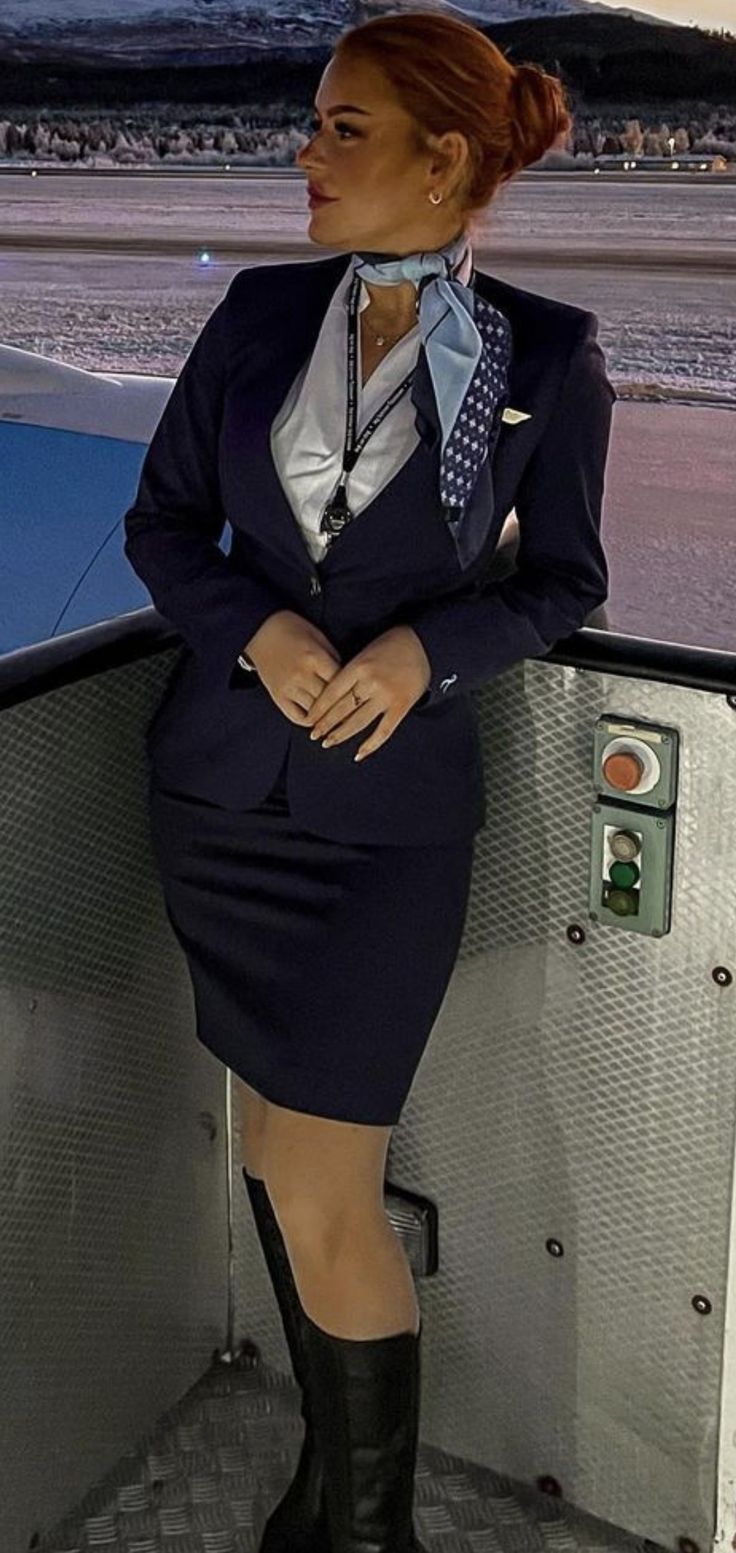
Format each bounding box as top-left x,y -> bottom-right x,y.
383,660 -> 734,1550
2,646 -> 733,1552
0,654 -> 233,1553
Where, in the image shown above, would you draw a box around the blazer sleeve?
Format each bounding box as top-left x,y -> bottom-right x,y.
122,273 -> 288,686
405,312 -> 616,708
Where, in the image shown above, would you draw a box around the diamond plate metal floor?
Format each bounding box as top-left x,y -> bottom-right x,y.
35,1338 -> 670,1553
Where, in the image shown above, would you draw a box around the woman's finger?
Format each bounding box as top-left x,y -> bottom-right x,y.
311,669 -> 340,699
289,672 -> 336,716
313,695 -> 380,746
289,690 -> 316,715
355,711 -> 403,761
285,697 -> 314,722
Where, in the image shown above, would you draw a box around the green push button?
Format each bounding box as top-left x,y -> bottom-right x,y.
609,861 -> 640,889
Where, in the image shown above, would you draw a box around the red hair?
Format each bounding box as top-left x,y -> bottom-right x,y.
334,9 -> 573,220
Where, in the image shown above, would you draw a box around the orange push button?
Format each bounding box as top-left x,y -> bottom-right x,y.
602,751 -> 644,790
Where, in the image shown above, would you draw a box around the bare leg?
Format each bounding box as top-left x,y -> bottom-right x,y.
237,1078 -> 268,1178
261,1101 -> 420,1340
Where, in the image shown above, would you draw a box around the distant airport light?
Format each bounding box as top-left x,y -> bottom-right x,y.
593,155 -> 725,174
198,251 -> 213,266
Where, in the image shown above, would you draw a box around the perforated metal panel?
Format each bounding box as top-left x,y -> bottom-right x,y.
2,646 -> 734,1552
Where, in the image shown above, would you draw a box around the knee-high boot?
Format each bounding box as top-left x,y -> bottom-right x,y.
242,1167 -> 329,1552
299,1306 -> 429,1553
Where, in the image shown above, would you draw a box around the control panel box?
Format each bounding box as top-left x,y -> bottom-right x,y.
589,715 -> 679,937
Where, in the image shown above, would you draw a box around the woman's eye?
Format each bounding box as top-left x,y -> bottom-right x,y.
309,120 -> 356,139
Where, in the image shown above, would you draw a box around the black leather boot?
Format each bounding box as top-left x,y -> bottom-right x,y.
242,1167 -> 329,1552
299,1306 -> 429,1553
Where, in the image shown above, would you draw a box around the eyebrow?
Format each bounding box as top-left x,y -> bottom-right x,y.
312,103 -> 373,117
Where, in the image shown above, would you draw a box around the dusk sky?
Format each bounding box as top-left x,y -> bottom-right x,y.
599,0 -> 733,29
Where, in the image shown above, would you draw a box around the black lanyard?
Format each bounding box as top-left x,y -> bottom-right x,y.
319,270 -> 417,546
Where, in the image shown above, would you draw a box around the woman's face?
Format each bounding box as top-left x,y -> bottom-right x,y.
295,53 -> 467,256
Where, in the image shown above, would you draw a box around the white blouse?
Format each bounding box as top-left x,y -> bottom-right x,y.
270,244 -> 474,564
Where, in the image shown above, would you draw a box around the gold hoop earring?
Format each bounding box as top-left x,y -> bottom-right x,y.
428,190 -> 443,205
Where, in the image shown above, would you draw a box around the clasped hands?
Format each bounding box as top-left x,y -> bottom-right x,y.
304,624 -> 431,762
245,609 -> 431,763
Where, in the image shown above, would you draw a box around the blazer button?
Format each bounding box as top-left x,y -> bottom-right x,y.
310,575 -> 322,595
440,674 -> 458,693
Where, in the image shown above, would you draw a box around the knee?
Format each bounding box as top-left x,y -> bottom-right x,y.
260,1107 -> 392,1254
264,1165 -> 387,1263
265,1171 -> 353,1250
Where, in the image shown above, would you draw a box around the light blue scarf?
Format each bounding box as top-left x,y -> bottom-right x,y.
352,229 -> 513,557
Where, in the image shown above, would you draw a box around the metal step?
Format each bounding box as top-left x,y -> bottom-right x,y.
36,1339 -> 668,1553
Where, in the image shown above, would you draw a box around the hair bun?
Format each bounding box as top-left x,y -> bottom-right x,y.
505,60 -> 572,179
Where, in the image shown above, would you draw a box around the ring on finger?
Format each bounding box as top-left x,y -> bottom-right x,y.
321,688 -> 365,746
319,687 -> 363,733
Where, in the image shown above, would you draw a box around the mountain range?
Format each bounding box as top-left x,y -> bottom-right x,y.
0,0 -> 679,69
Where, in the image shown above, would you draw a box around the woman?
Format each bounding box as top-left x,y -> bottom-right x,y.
123,11 -> 615,1550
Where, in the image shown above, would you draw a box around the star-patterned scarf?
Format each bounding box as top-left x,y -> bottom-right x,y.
352,229 -> 513,562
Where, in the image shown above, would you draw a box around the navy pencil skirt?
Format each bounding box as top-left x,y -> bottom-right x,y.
147,751 -> 475,1126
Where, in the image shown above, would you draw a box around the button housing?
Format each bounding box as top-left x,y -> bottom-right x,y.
589,715 -> 680,937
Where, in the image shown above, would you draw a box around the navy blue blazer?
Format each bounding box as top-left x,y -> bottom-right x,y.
122,251 -> 615,846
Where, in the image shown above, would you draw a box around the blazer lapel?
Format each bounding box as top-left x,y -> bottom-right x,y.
227,254 -> 352,570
